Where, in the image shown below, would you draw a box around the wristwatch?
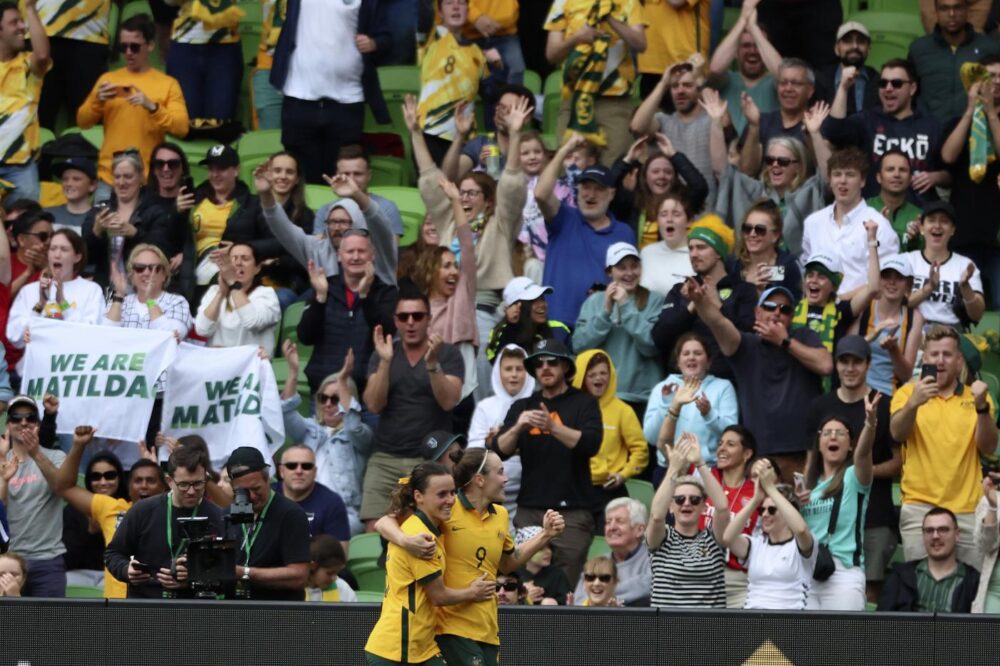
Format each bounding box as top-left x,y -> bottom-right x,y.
229,281 -> 243,291
977,404 -> 991,414
426,364 -> 441,374
781,337 -> 791,350
111,294 -> 125,304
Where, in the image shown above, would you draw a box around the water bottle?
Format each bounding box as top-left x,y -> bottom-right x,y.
485,132 -> 501,180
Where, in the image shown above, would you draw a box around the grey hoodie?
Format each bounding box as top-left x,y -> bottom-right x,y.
261,196 -> 398,285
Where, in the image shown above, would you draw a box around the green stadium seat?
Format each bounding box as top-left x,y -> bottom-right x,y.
981,370 -> 999,410
170,137 -> 218,164
369,154 -> 407,187
281,301 -> 307,348
39,127 -> 55,146
542,92 -> 561,135
587,535 -> 611,560
625,478 -> 655,515
61,125 -> 104,150
354,589 -> 385,603
367,185 -> 426,247
237,128 -> 283,159
541,132 -> 558,151
846,11 -> 925,69
65,584 -> 104,599
377,65 -> 422,98
304,184 -> 333,210
543,70 -> 562,97
348,532 -> 384,567
188,163 -> 209,188
523,70 -> 542,95
354,564 -> 387,593
864,0 -> 921,13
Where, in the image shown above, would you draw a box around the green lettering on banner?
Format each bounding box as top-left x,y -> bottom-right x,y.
91,355 -> 110,371
125,376 -> 148,398
241,373 -> 259,393
205,380 -> 228,401
105,375 -> 126,397
129,353 -> 146,372
25,377 -> 43,398
242,393 -> 260,416
219,398 -> 236,421
111,354 -> 129,371
171,405 -> 200,428
202,404 -> 220,425
50,354 -> 87,372
86,375 -> 102,397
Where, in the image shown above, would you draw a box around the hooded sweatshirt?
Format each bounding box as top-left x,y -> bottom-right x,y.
571,350 -> 649,486
467,344 -> 535,516
572,287 -> 665,404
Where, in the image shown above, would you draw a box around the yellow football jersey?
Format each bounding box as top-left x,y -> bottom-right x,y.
418,26 -> 485,141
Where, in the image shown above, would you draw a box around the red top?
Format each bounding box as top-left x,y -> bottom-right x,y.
697,467 -> 759,571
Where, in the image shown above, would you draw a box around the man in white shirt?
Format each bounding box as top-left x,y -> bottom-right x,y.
801,146 -> 898,295
269,0 -> 391,184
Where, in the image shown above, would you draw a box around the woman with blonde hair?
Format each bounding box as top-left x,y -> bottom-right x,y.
728,199 -> 802,301
579,555 -> 621,607
105,243 -> 191,338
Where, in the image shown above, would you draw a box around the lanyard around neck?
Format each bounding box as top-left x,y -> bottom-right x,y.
241,490 -> 275,564
166,492 -> 200,558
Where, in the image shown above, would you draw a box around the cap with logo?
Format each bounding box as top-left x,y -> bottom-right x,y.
503,276 -> 553,307
53,157 -> 97,181
577,165 -> 614,188
605,241 -> 640,268
524,338 -> 576,378
880,254 -> 912,278
804,251 -> 844,288
758,285 -> 796,307
420,431 -> 467,462
199,144 -> 240,168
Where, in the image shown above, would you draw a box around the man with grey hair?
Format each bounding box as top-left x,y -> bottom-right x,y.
572,497 -> 652,606
740,57 -> 816,175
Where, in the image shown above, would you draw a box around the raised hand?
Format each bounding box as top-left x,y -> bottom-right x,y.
863,392 -> 881,427
694,392 -> 711,417
401,94 -> 420,134
438,175 -> 461,201
928,262 -> 941,291
840,66 -> 859,91
863,219 -> 878,241
740,92 -> 760,127
506,95 -> 533,134
960,261 -> 976,286
653,132 -> 676,157
253,163 -> 272,195
0,455 -> 18,483
42,393 -> 59,415
699,88 -> 728,123
971,379 -> 990,411
373,325 -> 394,362
137,439 -> 157,463
72,425 -> 96,448
673,376 -> 702,406
110,262 -> 129,297
323,173 -> 361,200
678,432 -> 703,465
804,101 -> 830,134
339,348 -> 355,382
307,260 -> 328,301
357,262 -> 375,298
542,509 -> 566,537
283,339 -> 299,374
454,101 -> 474,137
425,334 -> 444,366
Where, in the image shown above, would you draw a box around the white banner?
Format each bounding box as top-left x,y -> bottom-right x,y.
161,343 -> 284,470
21,319 -> 177,441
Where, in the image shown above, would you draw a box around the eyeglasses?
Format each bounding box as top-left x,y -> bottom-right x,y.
317,393 -> 340,405
131,262 -> 164,274
395,311 -> 428,322
282,462 -> 315,471
173,480 -> 206,492
118,42 -> 144,53
151,158 -> 182,170
88,470 -> 119,482
922,526 -> 954,536
758,506 -> 779,516
459,189 -> 484,199
878,78 -> 910,90
741,224 -> 770,236
22,231 -> 52,243
536,357 -> 562,368
672,495 -> 704,506
583,573 -> 614,583
777,79 -> 807,88
496,581 -> 519,591
763,156 -> 797,167
820,428 -> 849,437
760,301 -> 794,315
7,413 -> 39,424
327,216 -> 353,226
113,148 -> 141,158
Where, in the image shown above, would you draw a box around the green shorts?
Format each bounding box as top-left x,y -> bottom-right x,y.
365,651 -> 447,666
360,452 -> 425,521
435,634 -> 499,666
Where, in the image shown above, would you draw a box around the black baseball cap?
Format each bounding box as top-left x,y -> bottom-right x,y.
921,200 -> 957,224
577,165 -> 613,188
421,431 -> 467,462
53,157 -> 97,181
525,338 -> 576,379
199,144 -> 239,168
226,446 -> 269,479
834,334 -> 871,362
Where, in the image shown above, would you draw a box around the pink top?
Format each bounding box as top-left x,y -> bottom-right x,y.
429,220 -> 479,346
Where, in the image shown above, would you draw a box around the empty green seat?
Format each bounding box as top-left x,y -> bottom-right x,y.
367,185 -> 426,246
587,535 -> 611,560
846,11 -> 925,69
625,478 -> 655,515
237,128 -> 283,159
348,532 -> 384,567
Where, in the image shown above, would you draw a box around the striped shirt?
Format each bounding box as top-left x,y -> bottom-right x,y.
0,52 -> 47,166
650,526 -> 725,609
37,0 -> 112,44
171,0 -> 242,45
915,560 -> 967,613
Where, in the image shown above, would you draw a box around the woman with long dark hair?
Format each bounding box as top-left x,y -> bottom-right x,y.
194,241 -> 280,348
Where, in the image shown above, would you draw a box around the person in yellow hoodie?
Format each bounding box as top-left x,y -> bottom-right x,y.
572,349 -> 648,522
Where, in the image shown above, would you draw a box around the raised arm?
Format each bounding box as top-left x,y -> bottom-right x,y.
853,393 -> 880,486
738,93 -> 763,175
630,66 -> 669,136
700,88 -> 730,177
403,94 -> 438,174
709,0 -> 755,76
847,220 -> 882,317
723,475 -> 763,560
744,5 -> 781,75
362,326 -> 394,414
24,0 -> 51,77
441,102 -> 474,182
972,380 -> 999,456
804,101 -> 832,183
646,440 -> 687,550
425,336 -> 462,411
500,509 -> 566,572
688,278 -> 743,356
762,463 -> 813,554
535,134 -> 585,219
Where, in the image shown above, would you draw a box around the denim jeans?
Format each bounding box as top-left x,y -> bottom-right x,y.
252,68 -> 283,130
25,555 -> 67,598
0,161 -> 40,205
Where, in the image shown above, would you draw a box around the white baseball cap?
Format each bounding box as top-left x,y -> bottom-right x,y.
605,242 -> 640,268
880,254 -> 912,278
503,276 -> 553,307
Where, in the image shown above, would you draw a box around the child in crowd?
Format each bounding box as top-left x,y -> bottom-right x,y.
304,535 -> 357,603
516,526 -> 570,605
578,555 -> 621,607
0,551 -> 27,597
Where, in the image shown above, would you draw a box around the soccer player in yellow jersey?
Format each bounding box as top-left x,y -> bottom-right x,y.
377,448 -> 566,666
365,462 -> 495,666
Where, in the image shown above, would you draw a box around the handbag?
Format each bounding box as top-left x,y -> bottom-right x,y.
812,487 -> 842,582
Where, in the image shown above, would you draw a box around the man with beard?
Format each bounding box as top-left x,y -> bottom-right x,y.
866,150 -> 924,250
909,0 -> 1000,122
707,0 -> 782,134
535,138 -> 636,327
805,335 -> 900,603
375,447 -> 565,666
105,445 -> 225,598
495,338 -> 603,586
632,63 -> 717,205
739,58 -> 815,175
652,217 -> 757,380
53,425 -> 168,599
815,22 -> 880,115
821,58 -> 947,207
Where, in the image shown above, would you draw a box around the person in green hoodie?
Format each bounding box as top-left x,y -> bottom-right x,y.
572,349 -> 649,524
573,242 -> 664,419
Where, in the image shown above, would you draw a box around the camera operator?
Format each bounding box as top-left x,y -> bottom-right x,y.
225,447 -> 310,601
105,446 -> 224,598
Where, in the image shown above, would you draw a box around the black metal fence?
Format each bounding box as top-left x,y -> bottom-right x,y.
0,599 -> 995,665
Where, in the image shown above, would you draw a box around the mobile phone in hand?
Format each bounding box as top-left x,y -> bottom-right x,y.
132,560 -> 155,574
183,176 -> 195,192
920,364 -> 938,380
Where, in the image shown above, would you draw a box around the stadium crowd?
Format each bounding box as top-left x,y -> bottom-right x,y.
2,0 -> 1000,663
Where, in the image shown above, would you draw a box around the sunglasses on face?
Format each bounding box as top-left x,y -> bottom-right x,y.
395,311 -> 428,322
131,262 -> 164,274
496,581 -> 519,591
118,42 -> 144,53
317,393 -> 340,405
88,470 -> 119,482
8,413 -> 39,424
22,231 -> 52,243
763,156 -> 797,167
878,78 -> 909,90
282,462 -> 315,471
758,506 -> 779,516
673,494 -> 704,506
583,573 -> 614,583
152,158 -> 182,170
760,301 -> 794,315
741,224 -> 770,237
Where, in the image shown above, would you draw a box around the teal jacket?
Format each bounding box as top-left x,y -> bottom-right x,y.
572,290 -> 664,404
